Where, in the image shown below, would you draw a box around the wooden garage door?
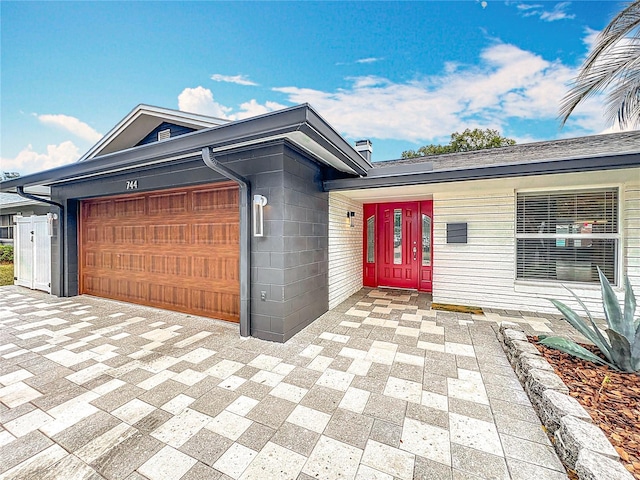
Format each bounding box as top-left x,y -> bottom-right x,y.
80,182 -> 240,322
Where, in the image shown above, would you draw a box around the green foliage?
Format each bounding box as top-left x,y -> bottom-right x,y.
540,267 -> 640,373
0,264 -> 13,286
401,128 -> 516,158
0,172 -> 20,181
0,245 -> 13,263
538,336 -> 614,368
559,1 -> 640,128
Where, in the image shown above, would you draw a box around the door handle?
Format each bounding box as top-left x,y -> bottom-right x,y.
412,246 -> 417,260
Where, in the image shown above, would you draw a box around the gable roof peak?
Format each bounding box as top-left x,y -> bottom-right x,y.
79,104 -> 229,162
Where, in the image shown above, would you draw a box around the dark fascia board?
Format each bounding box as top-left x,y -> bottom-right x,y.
303,107 -> 372,172
0,104 -> 370,191
323,152 -> 640,191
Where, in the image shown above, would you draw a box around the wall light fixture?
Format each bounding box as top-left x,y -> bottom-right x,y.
253,195 -> 268,237
347,211 -> 356,228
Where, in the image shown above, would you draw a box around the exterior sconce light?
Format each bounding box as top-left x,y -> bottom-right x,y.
347,211 -> 356,228
253,195 -> 268,237
46,212 -> 58,236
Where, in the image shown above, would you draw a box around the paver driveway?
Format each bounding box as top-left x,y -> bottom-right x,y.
0,285 -> 568,479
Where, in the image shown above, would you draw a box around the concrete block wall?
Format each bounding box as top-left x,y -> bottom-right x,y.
279,150 -> 329,341
50,141 -> 331,342
328,192 -> 363,308
230,142 -> 330,342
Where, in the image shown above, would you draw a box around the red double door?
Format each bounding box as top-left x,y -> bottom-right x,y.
364,201 -> 433,292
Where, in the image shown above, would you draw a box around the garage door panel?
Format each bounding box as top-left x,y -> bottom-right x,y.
113,253 -> 146,272
192,223 -> 238,244
114,197 -> 146,216
191,290 -> 239,321
193,187 -> 238,211
150,225 -> 188,244
83,275 -> 111,297
192,256 -> 238,280
149,255 -> 191,276
148,192 -> 188,214
149,285 -> 189,308
84,200 -> 113,219
113,279 -> 148,302
81,182 -> 239,322
114,225 -> 146,244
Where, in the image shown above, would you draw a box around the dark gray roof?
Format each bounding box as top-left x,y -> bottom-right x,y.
0,104 -> 372,192
0,192 -> 43,207
374,130 -> 640,171
325,130 -> 640,191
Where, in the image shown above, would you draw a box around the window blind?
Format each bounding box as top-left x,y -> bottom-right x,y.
516,189 -> 619,284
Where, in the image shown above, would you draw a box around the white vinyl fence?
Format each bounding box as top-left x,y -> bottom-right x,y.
14,214 -> 52,293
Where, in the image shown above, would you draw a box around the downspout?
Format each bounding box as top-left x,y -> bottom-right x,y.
201,147 -> 251,337
16,186 -> 66,295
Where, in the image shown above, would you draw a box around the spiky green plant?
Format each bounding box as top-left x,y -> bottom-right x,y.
539,267 -> 640,373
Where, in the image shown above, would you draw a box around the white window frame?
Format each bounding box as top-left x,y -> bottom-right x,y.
514,186 -> 621,286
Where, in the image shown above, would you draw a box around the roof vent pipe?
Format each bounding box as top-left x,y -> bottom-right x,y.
355,139 -> 373,162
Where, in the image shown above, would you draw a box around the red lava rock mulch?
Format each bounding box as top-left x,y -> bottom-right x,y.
530,336 -> 640,479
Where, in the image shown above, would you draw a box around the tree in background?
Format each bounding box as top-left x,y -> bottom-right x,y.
401,128 -> 516,158
560,1 -> 640,128
0,172 -> 20,181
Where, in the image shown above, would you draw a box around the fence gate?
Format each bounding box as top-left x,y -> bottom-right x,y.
14,214 -> 52,293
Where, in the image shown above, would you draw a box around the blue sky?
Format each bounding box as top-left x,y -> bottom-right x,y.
0,1 -> 627,174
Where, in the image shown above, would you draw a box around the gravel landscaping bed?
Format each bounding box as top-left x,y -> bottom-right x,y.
497,322 -> 637,480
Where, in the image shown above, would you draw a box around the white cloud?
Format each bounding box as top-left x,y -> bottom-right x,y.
234,99 -> 288,119
582,27 -> 599,50
178,86 -> 233,118
178,31 -> 623,147
516,2 -> 575,21
1,141 -> 80,175
37,114 -> 102,143
356,57 -> 383,64
271,42 -> 589,142
210,74 -> 258,86
178,86 -> 286,120
516,3 -> 542,12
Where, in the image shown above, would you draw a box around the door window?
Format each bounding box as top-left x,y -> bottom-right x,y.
393,209 -> 402,264
422,214 -> 431,266
367,216 -> 375,263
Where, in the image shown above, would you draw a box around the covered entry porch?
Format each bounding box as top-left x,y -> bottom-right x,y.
327,184 -> 439,311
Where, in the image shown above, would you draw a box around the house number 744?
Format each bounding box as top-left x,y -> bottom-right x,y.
126,180 -> 138,190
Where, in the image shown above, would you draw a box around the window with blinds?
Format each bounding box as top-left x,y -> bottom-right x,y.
516,188 -> 619,284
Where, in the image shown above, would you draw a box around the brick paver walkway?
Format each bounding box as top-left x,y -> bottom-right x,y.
0,286 -> 569,479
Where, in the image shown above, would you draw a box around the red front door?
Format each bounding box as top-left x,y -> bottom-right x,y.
378,202 -> 419,289
364,201 -> 432,291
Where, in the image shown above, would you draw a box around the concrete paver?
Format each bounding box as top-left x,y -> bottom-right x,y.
0,285 -> 570,479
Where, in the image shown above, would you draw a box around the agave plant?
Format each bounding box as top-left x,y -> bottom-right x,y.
539,267 -> 640,373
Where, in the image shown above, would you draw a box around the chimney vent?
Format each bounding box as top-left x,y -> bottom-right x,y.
355,139 -> 372,163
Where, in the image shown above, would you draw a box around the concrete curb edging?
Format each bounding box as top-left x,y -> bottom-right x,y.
497,321 -> 634,480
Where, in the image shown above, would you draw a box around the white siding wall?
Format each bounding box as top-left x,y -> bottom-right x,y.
328,193 -> 363,308
433,190 -> 521,308
624,180 -> 640,290
432,173 -> 640,317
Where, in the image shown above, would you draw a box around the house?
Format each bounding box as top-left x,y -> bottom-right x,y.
1,104 -> 638,342
0,189 -> 52,244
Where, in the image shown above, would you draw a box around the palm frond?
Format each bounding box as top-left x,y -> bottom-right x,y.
605,79 -> 640,127
559,1 -> 640,126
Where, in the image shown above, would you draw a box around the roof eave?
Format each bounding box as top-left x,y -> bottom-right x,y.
0,104 -> 369,191
323,152 -> 640,191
